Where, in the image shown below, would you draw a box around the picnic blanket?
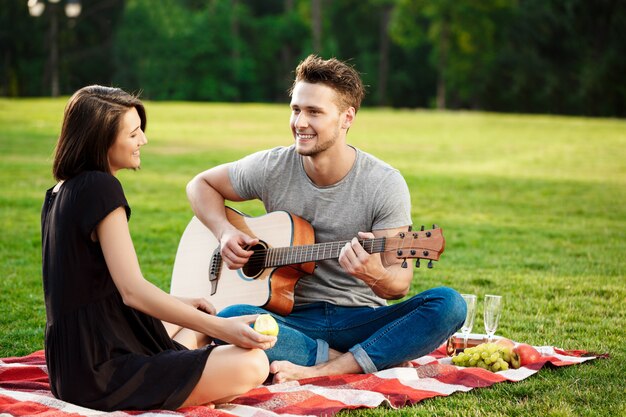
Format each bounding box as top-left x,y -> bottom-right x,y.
0,344 -> 600,417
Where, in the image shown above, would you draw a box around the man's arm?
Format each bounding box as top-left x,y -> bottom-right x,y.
186,164 -> 258,269
187,163 -> 241,230
338,226 -> 414,300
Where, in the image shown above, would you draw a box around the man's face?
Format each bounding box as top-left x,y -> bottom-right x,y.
289,81 -> 353,157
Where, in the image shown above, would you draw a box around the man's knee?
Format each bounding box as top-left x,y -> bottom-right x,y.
434,287 -> 466,328
417,287 -> 466,329
218,304 -> 266,318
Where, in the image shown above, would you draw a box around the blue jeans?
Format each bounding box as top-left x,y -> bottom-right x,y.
218,286 -> 466,373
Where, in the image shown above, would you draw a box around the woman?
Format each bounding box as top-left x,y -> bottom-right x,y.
41,85 -> 275,411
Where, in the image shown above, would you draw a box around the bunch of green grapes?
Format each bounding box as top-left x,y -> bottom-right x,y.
451,342 -> 512,372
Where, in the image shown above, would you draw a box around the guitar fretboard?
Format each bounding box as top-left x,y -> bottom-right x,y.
264,237 -> 387,267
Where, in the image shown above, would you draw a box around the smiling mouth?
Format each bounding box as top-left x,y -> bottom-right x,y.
297,133 -> 316,140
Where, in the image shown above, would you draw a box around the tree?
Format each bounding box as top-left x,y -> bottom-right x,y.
390,0 -> 516,109
3,0 -> 624,116
311,0 -> 322,53
483,0 -> 626,116
372,0 -> 396,106
1,0 -> 124,97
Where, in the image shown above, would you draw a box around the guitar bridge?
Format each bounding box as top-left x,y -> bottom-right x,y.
209,246 -> 222,295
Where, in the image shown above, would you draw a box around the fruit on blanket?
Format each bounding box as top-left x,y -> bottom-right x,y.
509,351 -> 521,369
453,341 -> 542,371
513,343 -> 541,366
451,342 -> 510,372
253,314 -> 279,336
494,337 -> 515,350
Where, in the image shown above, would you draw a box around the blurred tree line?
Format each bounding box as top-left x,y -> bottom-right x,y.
2,0 -> 625,116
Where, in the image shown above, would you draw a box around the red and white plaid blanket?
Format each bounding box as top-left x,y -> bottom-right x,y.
0,345 -> 599,417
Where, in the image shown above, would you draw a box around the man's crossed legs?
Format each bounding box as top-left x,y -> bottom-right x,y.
219,286 -> 466,382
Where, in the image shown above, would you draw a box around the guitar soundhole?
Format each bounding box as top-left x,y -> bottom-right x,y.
241,242 -> 268,279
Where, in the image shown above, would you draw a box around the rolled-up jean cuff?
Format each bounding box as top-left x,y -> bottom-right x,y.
349,344 -> 377,373
315,339 -> 329,365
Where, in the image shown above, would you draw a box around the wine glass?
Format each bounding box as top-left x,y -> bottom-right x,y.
483,294 -> 503,342
460,294 -> 477,349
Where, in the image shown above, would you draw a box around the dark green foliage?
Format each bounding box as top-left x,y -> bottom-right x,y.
1,0 -> 625,116
1,0 -> 125,96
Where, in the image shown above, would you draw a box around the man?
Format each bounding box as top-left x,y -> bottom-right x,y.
186,54 -> 465,382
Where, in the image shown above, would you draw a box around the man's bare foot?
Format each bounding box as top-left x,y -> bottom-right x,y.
270,360 -> 319,383
270,352 -> 363,384
328,348 -> 343,361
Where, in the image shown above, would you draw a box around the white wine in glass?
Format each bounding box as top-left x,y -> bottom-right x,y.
483,294 -> 503,342
460,294 -> 477,348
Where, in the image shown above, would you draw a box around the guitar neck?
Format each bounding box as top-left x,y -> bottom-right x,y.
264,238 -> 387,267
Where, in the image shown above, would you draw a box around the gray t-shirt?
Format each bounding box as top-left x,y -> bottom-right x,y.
229,145 -> 412,307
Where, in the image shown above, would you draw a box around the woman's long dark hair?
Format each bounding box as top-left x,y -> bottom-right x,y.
53,85 -> 146,181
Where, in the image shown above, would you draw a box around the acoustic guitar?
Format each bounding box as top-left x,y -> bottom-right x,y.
170,207 -> 445,315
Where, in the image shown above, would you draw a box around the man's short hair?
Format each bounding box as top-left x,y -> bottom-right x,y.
290,54 -> 365,113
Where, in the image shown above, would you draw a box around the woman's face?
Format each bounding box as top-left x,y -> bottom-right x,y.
107,107 -> 147,175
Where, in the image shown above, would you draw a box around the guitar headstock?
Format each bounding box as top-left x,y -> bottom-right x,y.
390,225 -> 445,268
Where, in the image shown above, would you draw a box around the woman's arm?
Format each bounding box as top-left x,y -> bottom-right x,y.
96,207 -> 275,349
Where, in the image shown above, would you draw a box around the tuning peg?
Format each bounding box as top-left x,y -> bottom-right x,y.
408,225 -> 412,232
432,224 -> 438,229
427,260 -> 433,268
420,225 -> 425,231
415,259 -> 420,268
401,259 -> 408,268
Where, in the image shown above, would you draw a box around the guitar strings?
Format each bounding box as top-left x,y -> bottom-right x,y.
237,237 -> 404,268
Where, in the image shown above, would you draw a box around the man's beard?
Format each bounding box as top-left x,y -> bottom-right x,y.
296,126 -> 341,157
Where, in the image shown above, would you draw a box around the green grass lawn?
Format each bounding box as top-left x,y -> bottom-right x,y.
1,98 -> 624,416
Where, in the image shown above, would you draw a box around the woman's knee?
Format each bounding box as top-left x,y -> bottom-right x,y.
221,346 -> 269,387
183,347 -> 269,407
242,348 -> 271,385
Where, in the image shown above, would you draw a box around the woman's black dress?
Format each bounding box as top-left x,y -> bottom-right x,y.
41,171 -> 213,411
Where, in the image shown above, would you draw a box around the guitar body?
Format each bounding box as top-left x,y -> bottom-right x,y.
170,207 -> 316,315
171,207 -> 444,315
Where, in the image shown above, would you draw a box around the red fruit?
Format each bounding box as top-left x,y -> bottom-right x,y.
513,343 -> 542,366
